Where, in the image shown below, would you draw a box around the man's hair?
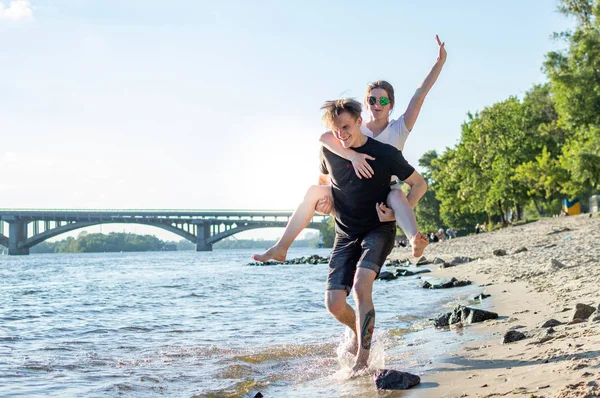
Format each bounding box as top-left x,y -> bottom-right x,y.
320,98 -> 362,129
365,80 -> 395,110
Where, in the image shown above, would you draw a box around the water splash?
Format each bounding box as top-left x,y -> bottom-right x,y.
333,329 -> 387,379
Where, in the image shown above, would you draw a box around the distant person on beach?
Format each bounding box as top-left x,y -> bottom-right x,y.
252,35 -> 446,263
315,99 -> 425,375
429,232 -> 439,243
446,228 -> 457,239
436,228 -> 446,241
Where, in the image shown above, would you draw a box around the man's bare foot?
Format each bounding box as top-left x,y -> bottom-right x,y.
251,245 -> 288,262
349,362 -> 369,378
410,233 -> 429,257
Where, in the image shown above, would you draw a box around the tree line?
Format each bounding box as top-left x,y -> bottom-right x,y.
412,0 -> 600,232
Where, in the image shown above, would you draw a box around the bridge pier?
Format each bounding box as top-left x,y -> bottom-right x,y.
195,222 -> 213,252
8,220 -> 29,255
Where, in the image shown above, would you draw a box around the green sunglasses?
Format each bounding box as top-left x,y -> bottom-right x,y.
367,96 -> 390,106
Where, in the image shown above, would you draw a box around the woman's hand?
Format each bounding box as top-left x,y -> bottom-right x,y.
376,202 -> 396,222
350,152 -> 376,179
436,34 -> 446,64
316,195 -> 334,215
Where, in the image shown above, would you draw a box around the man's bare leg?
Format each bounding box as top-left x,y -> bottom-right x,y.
387,189 -> 429,257
350,268 -> 377,374
252,185 -> 332,262
326,290 -> 358,355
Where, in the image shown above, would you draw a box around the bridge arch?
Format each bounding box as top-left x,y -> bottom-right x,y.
19,221 -> 198,250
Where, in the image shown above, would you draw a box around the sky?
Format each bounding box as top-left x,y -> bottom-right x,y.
0,0 -> 575,241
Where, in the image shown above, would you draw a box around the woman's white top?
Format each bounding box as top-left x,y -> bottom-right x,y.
360,114 -> 410,151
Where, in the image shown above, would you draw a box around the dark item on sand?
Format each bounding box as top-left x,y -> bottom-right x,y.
374,369 -> 421,390
503,330 -> 526,344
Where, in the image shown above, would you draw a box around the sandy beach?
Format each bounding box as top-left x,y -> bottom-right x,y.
388,214 -> 600,398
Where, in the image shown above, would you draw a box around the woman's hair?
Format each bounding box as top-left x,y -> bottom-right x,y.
320,98 -> 362,129
365,80 -> 395,110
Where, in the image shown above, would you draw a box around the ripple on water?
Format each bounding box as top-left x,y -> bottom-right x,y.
231,342 -> 336,365
194,378 -> 272,398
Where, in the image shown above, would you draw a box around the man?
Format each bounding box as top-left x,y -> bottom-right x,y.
319,98 -> 426,374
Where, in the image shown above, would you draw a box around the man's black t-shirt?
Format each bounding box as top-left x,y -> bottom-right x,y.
320,137 -> 415,238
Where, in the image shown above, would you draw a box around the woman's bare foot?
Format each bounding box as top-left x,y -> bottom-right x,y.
410,233 -> 429,257
251,245 -> 288,262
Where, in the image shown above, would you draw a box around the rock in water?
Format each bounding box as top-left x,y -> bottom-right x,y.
374,369 -> 421,390
378,271 -> 397,281
433,313 -> 451,328
449,305 -> 498,325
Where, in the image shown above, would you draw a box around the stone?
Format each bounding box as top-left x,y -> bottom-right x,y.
386,259 -> 409,267
448,305 -> 498,325
433,313 -> 451,328
433,257 -> 445,264
253,393 -> 263,398
473,293 -> 492,301
572,303 -> 596,321
246,255 -> 329,266
503,330 -> 526,344
514,247 -> 528,254
453,280 -> 472,287
547,226 -> 572,235
415,256 -> 430,266
374,369 -> 421,390
449,256 -> 473,266
396,268 -> 431,277
421,277 -> 471,289
378,271 -> 397,281
493,249 -> 507,256
540,319 -> 563,328
549,259 -> 567,270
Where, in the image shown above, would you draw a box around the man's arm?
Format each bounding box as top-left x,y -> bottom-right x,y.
320,132 -> 375,179
402,171 -> 427,208
403,35 -> 447,131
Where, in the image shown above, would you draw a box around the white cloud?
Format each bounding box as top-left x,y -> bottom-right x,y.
0,0 -> 33,21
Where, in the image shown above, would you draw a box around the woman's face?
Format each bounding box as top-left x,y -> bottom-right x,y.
367,88 -> 392,120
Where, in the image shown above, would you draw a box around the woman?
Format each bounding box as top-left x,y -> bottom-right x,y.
253,35 -> 446,262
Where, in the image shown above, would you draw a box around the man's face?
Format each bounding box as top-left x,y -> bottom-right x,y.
331,112 -> 363,148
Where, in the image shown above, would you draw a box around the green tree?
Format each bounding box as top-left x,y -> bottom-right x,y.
319,217 -> 335,248
412,150 -> 444,232
544,0 -> 600,197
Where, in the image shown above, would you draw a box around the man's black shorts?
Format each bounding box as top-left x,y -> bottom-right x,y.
326,222 -> 396,294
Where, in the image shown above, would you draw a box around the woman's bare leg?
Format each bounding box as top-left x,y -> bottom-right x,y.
386,189 -> 428,257
252,185 -> 332,262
